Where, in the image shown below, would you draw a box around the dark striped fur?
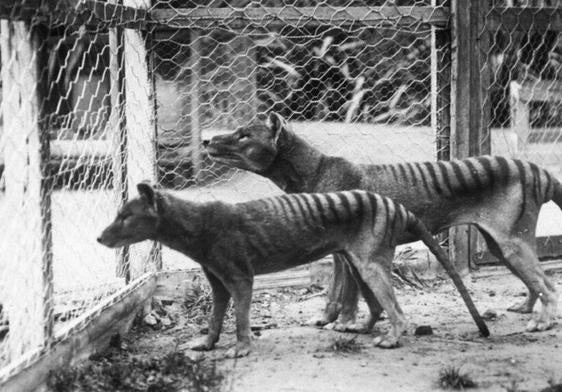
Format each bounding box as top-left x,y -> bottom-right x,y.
98,184 -> 488,357
206,112 -> 561,332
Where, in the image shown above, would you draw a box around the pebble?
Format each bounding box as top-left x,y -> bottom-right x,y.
414,325 -> 433,336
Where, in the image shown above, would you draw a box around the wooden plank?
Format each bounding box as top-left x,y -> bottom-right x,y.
0,274 -> 156,392
190,30 -> 202,182
109,1 -> 130,280
0,0 -> 147,29
487,7 -> 562,32
468,0 -> 491,268
123,0 -> 161,278
474,236 -> 562,265
0,20 -> 54,358
150,6 -> 450,29
449,0 -> 472,274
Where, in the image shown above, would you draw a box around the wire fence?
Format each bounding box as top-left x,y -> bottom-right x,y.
0,0 -> 561,383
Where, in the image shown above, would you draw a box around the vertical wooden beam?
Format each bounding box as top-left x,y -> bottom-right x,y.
123,0 -> 161,277
108,1 -> 130,280
431,0 -> 452,262
0,20 -> 54,357
190,30 -> 201,181
450,0 -> 491,272
431,0 -> 451,162
449,0 -> 472,274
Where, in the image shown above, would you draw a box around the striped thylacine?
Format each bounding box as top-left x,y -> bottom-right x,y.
98,183 -> 488,358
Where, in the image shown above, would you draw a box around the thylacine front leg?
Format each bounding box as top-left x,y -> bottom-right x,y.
187,268 -> 231,351
223,277 -> 254,358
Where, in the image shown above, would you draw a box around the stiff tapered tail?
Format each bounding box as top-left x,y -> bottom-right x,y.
407,213 -> 490,337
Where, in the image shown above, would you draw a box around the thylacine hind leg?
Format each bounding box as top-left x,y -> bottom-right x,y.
479,225 -> 558,331
347,248 -> 408,348
310,253 -> 360,327
331,255 -> 383,333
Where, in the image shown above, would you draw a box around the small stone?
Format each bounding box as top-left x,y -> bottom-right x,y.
488,290 -> 496,297
360,361 -> 367,367
414,325 -> 433,336
482,309 -> 498,320
143,313 -> 158,327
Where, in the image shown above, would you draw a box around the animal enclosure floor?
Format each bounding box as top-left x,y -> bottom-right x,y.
62,270 -> 562,392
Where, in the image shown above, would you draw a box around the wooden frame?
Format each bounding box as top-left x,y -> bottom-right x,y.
0,19 -> 54,359
150,6 -> 450,29
0,274 -> 156,392
449,0 -> 491,273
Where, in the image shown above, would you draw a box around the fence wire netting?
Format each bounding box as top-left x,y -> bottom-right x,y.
0,2 -> 155,372
481,1 -> 562,245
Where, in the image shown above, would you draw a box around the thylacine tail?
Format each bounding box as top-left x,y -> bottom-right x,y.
405,211 -> 490,337
552,176 -> 562,210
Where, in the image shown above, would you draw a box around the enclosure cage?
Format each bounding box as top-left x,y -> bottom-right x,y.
0,0 -> 561,390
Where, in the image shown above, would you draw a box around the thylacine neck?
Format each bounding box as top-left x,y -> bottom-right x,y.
153,194 -> 218,261
261,131 -> 326,193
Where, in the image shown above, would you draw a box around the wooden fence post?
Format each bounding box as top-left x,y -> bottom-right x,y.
108,1 -> 130,280
190,30 -> 201,180
450,0 -> 491,273
0,21 -> 54,357
122,0 -> 161,277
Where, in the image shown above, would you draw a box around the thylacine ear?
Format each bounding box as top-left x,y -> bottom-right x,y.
137,182 -> 158,210
266,112 -> 288,145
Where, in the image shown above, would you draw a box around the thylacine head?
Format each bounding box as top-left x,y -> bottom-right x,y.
97,183 -> 161,248
205,112 -> 295,173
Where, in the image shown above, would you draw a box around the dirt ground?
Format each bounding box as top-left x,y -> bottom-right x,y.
52,269 -> 562,392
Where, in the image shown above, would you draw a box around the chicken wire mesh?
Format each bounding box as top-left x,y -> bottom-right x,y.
480,1 -> 562,244
149,1 -> 450,204
0,1 -> 156,372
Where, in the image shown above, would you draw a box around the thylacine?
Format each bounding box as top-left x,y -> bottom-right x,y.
98,183 -> 488,357
205,112 -> 562,332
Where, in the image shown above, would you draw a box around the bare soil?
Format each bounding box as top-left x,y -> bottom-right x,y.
50,270 -> 562,392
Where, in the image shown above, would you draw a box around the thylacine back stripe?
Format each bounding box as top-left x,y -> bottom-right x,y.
397,163 -> 410,185
325,193 -> 340,222
496,156 -> 510,186
310,193 -> 327,225
424,162 -> 444,195
349,190 -> 365,222
450,161 -> 469,194
381,196 -> 393,242
544,169 -> 553,201
292,195 -> 316,230
338,192 -> 353,221
414,162 -> 432,195
301,194 -> 321,225
477,156 -> 495,188
463,159 -> 484,190
275,195 -> 290,220
513,159 -> 527,221
281,195 -> 301,223
366,192 -> 379,232
529,162 -> 542,203
405,162 -> 418,186
436,161 -> 454,196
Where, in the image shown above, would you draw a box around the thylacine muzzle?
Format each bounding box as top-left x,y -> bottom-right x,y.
98,183 -> 488,357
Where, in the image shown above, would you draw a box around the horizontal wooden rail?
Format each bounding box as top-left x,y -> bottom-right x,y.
0,273 -> 156,392
149,6 -> 450,29
487,7 -> 562,31
0,0 -> 147,29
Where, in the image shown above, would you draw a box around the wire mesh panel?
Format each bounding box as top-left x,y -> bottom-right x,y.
478,1 -> 562,260
148,1 -> 451,268
0,1 -> 158,373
